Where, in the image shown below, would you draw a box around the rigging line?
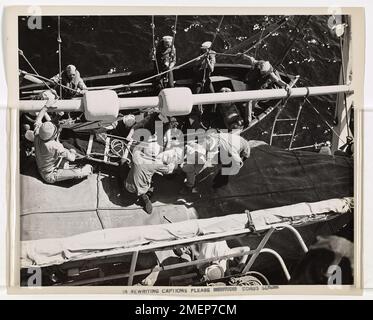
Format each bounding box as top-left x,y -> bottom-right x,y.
242,16 -> 291,54
57,16 -> 63,99
151,16 -> 161,82
222,16 -> 288,55
307,98 -> 346,145
254,26 -> 266,59
18,50 -> 60,98
171,15 -> 178,47
274,16 -> 312,67
21,71 -> 79,94
129,53 -> 205,86
339,34 -> 352,138
211,16 -> 225,47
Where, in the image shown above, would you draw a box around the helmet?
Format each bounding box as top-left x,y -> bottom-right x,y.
219,87 -> 232,93
201,41 -> 212,49
122,114 -> 136,127
258,61 -> 272,74
38,122 -> 57,141
65,65 -> 77,73
204,263 -> 225,281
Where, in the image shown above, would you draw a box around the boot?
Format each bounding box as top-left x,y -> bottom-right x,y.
140,194 -> 153,214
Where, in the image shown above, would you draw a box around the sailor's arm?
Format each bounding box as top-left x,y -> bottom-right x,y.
240,53 -> 257,66
269,71 -> 289,89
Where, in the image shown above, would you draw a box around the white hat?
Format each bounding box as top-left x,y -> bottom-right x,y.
162,35 -> 173,42
201,41 -> 212,49
122,114 -> 136,127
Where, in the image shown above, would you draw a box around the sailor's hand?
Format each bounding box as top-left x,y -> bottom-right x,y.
69,149 -> 77,154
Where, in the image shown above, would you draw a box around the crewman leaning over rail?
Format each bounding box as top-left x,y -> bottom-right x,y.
32,101 -> 93,184
240,53 -> 289,90
51,64 -> 87,99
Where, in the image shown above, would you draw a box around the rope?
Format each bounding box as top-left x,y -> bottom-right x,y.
275,16 -> 311,67
57,16 -> 63,98
129,53 -> 205,86
211,16 -> 225,47
20,70 -> 80,94
242,17 -> 290,54
151,16 -> 161,77
339,35 -> 352,138
171,15 -> 178,47
307,98 -> 346,145
18,50 -> 59,98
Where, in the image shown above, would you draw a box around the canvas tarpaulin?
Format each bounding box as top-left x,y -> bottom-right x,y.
20,143 -> 353,248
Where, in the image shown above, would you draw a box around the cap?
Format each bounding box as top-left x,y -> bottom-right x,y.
219,87 -> 232,93
38,122 -> 58,141
65,65 -> 77,73
201,41 -> 212,49
162,35 -> 173,42
122,114 -> 136,127
258,61 -> 272,74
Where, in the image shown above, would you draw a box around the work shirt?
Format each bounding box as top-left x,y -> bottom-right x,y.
51,70 -> 87,98
34,122 -> 75,176
125,148 -> 175,196
207,132 -> 251,175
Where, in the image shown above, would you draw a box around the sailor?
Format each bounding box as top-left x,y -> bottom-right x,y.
180,140 -> 209,194
217,87 -> 244,130
153,35 -> 176,91
32,101 -> 93,184
194,41 -> 216,95
51,64 -> 87,99
125,140 -> 181,214
206,131 -> 251,189
97,114 -> 137,138
188,41 -> 217,128
240,53 -> 289,90
197,241 -> 250,281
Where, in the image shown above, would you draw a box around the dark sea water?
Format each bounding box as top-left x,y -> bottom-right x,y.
18,15 -> 344,148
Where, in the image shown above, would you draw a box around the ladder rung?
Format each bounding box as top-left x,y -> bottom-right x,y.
272,133 -> 293,137
275,118 -> 297,121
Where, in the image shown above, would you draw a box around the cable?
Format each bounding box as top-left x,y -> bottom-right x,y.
18,50 -> 60,98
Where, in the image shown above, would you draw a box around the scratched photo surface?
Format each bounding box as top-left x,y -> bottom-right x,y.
18,14 -> 354,288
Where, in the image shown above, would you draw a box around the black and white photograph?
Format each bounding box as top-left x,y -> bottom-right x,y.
14,10 -> 359,291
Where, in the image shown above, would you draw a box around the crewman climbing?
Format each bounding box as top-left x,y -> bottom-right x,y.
51,64 -> 87,99
194,41 -> 216,95
153,35 -> 176,92
32,101 -> 93,184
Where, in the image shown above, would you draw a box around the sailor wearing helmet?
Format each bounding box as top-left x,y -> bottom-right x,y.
50,64 -> 87,98
239,53 -> 289,90
194,41 -> 216,95
32,102 -> 92,184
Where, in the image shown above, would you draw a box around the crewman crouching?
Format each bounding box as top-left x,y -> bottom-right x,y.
32,102 -> 93,184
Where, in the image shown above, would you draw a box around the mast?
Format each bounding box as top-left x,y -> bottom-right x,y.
331,15 -> 353,152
